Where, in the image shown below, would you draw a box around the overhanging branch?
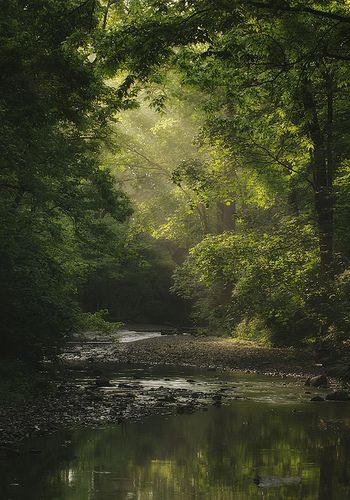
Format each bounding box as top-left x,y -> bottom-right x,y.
246,1 -> 350,24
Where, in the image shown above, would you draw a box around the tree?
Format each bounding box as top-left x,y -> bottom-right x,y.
99,0 -> 350,276
94,0 -> 350,342
173,220 -> 320,344
0,0 -> 132,360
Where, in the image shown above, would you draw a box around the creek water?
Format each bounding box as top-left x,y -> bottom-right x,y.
1,364 -> 350,500
115,329 -> 164,343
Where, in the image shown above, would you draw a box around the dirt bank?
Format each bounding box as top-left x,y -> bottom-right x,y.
64,335 -> 324,378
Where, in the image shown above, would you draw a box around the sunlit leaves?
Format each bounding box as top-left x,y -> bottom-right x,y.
173,220 -> 320,343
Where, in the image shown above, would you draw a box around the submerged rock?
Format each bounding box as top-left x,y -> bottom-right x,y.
95,377 -> 112,387
325,391 -> 350,401
212,394 -> 223,401
0,446 -> 20,458
86,391 -> 103,402
29,448 -> 42,454
310,396 -> 325,402
191,392 -> 204,399
92,369 -> 102,376
157,395 -> 176,403
213,400 -> 222,407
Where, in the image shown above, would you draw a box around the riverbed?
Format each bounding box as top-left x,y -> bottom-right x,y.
1,331 -> 350,499
1,363 -> 350,499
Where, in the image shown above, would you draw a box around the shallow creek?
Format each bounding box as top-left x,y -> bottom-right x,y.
1,360 -> 350,499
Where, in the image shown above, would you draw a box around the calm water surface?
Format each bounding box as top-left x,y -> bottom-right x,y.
2,366 -> 350,500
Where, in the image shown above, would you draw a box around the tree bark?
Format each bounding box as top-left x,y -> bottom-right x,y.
287,178 -> 299,217
301,79 -> 334,276
216,201 -> 236,233
102,0 -> 112,30
197,203 -> 209,235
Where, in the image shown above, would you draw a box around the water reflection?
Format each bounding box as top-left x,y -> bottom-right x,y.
2,389 -> 350,498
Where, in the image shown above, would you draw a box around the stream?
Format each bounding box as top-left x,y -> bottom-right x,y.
1,332 -> 350,499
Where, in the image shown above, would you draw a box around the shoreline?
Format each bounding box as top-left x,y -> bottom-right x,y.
0,335 -> 343,449
64,335 -> 326,379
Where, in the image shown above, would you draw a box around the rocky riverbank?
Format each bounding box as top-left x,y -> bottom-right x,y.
0,334 -> 348,450
63,335 -> 325,378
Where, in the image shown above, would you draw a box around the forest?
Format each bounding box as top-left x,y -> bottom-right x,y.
2,0 -> 350,359
4,2 -> 350,498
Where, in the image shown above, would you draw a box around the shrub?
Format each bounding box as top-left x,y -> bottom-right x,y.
173,219 -> 322,346
234,317 -> 273,346
79,309 -> 123,336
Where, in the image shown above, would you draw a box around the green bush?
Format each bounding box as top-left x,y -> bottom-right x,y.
79,309 -> 124,336
173,219 -> 323,346
234,317 -> 272,346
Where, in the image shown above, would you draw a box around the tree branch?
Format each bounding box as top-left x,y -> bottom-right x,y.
247,1 -> 350,24
247,135 -> 315,189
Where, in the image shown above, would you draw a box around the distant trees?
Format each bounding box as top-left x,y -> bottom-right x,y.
80,84 -> 205,324
97,0 -> 350,344
100,0 -> 350,273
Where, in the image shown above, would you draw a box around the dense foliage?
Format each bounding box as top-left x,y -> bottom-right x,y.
0,1 -> 132,360
97,0 -> 350,345
2,1 -> 350,357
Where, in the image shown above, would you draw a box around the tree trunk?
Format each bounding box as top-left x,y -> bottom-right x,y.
216,201 -> 236,233
302,79 -> 334,276
102,0 -> 112,30
287,180 -> 299,217
197,203 -> 209,235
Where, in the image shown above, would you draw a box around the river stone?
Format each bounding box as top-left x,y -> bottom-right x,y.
310,396 -> 325,402
212,394 -> 223,401
308,375 -> 328,388
213,400 -> 222,407
191,392 -> 204,399
325,391 -> 350,401
95,377 -> 112,387
118,383 -> 139,389
157,395 -> 176,403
